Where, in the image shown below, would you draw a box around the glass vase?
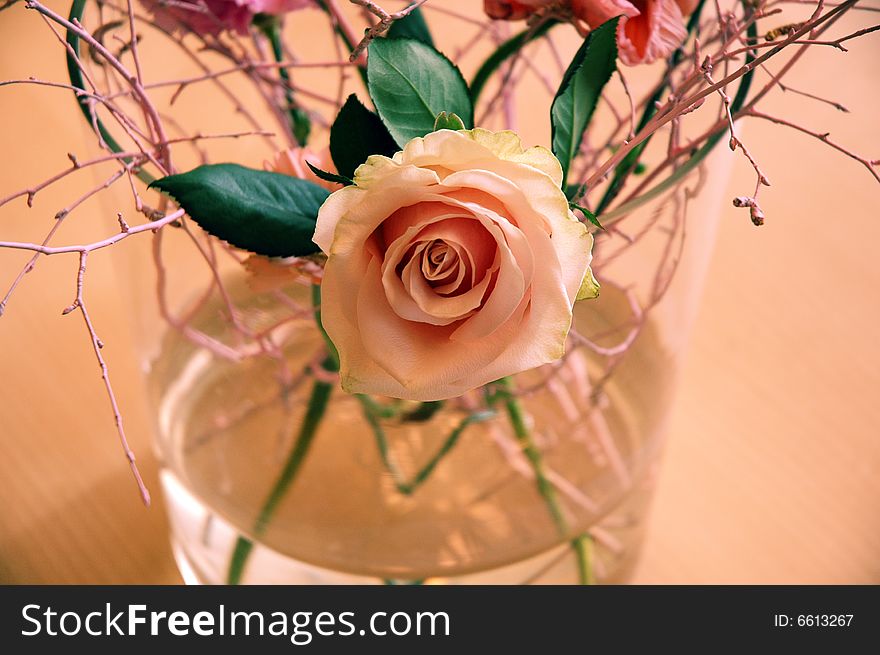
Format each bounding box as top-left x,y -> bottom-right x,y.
120,141 -> 733,585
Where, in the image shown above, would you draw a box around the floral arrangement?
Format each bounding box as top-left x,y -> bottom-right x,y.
0,0 -> 877,584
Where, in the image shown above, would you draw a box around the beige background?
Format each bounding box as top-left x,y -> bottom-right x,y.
1,2 -> 878,583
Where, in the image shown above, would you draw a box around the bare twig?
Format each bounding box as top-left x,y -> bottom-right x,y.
66,251 -> 151,505
745,108 -> 880,183
347,0 -> 428,60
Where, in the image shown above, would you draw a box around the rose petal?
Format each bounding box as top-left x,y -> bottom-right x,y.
395,129 -> 564,188
406,193 -> 534,340
441,169 -> 591,304
355,258 -> 522,390
314,164 -> 440,255
381,217 -> 497,325
314,128 -> 595,401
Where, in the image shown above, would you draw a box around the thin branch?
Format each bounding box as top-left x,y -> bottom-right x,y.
745,108 -> 880,183
584,0 -> 858,190
347,0 -> 428,60
0,209 -> 183,256
66,251 -> 151,505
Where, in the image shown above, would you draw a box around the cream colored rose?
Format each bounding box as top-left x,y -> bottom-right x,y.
313,128 -> 595,401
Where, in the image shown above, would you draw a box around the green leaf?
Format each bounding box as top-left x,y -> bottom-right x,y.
386,7 -> 434,47
433,111 -> 466,131
565,183 -> 584,201
306,161 -> 353,186
470,19 -> 557,105
330,94 -> 399,180
367,37 -> 473,146
569,201 -> 603,230
576,267 -> 600,301
551,18 -> 618,187
149,164 -> 329,258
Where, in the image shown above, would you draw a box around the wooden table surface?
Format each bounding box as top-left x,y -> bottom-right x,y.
1,4 -> 878,584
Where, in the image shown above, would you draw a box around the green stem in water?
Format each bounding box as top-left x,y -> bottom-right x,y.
495,378 -> 567,533
256,15 -> 311,147
493,377 -> 593,585
227,354 -> 336,584
360,396 -> 495,496
572,534 -> 594,585
227,285 -> 338,585
314,288 -> 466,495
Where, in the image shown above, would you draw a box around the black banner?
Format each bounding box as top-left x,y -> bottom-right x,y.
1,585 -> 876,652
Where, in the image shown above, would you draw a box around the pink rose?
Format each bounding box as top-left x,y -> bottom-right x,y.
141,0 -> 310,37
314,128 -> 595,401
265,146 -> 341,192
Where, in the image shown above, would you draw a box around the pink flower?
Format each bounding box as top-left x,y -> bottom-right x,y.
569,0 -> 640,27
248,0 -> 312,14
579,0 -> 689,65
673,0 -> 700,14
141,0 -> 310,37
484,0 -> 554,20
140,0 -> 253,36
265,146 -> 341,192
484,0 -> 696,66
313,128 -> 595,401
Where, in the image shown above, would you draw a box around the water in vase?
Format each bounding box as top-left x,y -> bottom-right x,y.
148,279 -> 674,584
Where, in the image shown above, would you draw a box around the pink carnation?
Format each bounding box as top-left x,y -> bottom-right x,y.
484,0 -> 555,20
247,0 -> 312,14
579,0 -> 689,66
483,0 -> 696,66
141,0 -> 310,37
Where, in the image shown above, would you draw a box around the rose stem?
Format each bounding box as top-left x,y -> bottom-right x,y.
358,395 -> 496,495
257,16 -> 311,147
494,377 -> 593,585
226,285 -> 338,584
309,288 -> 429,586
361,403 -> 494,584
